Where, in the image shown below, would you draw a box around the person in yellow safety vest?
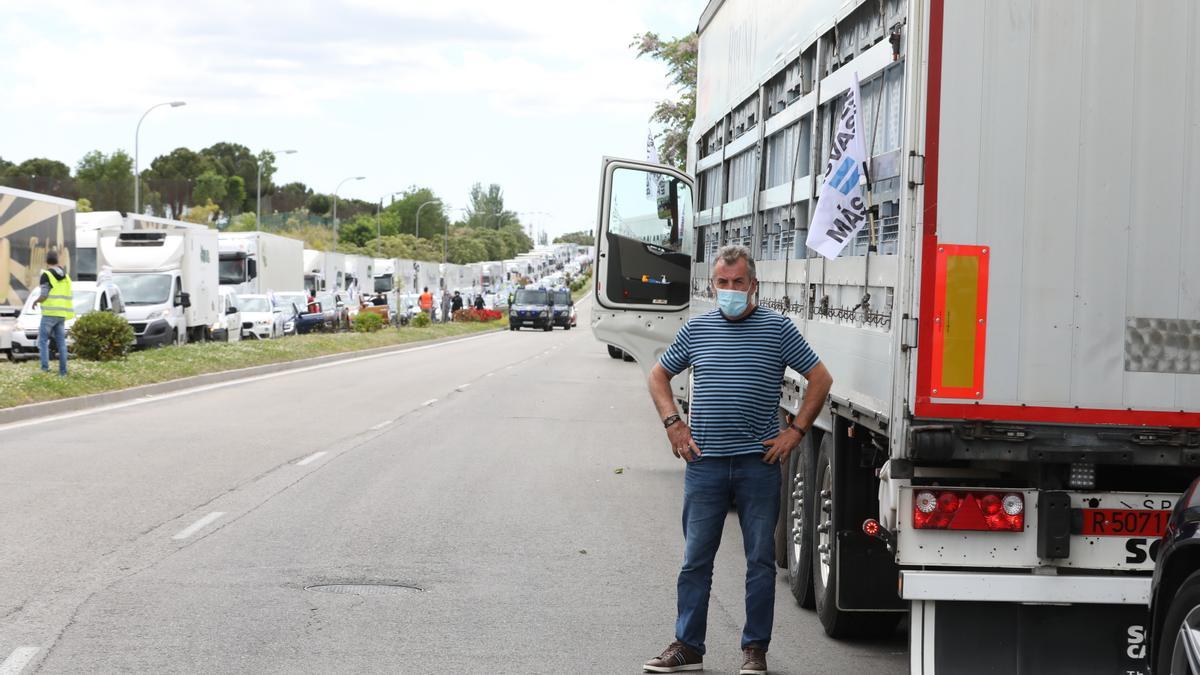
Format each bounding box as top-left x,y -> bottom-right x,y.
30,249 -> 72,376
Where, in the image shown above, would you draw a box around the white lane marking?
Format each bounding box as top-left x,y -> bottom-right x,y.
297,451 -> 329,465
0,647 -> 38,675
368,420 -> 393,431
456,383 -> 470,391
172,512 -> 226,540
422,398 -> 438,407
505,365 -> 514,370
0,331 -> 504,433
485,373 -> 495,378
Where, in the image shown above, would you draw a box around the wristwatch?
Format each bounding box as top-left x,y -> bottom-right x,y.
662,413 -> 682,429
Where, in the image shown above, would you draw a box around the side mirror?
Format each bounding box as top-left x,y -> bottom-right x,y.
179,291 -> 192,309
226,306 -> 238,315
247,259 -> 258,280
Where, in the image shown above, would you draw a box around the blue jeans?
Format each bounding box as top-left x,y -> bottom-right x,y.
676,453 -> 781,655
38,315 -> 68,375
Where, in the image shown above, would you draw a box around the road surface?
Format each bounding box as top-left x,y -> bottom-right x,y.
0,299 -> 906,674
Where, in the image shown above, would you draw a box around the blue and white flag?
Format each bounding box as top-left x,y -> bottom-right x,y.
806,73 -> 869,259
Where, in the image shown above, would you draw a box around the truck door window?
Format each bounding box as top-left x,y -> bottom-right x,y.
604,167 -> 693,307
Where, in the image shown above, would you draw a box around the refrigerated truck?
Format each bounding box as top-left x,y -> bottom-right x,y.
98,213 -> 219,346
217,231 -> 304,296
302,249 -> 347,295
0,186 -> 75,313
593,1 -> 1200,672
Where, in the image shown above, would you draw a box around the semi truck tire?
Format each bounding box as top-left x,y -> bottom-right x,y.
785,433 -> 816,609
811,433 -> 898,638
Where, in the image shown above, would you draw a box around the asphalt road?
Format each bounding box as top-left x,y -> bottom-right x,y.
0,300 -> 906,674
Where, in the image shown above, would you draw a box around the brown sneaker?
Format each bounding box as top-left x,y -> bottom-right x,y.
739,644 -> 767,674
643,640 -> 703,672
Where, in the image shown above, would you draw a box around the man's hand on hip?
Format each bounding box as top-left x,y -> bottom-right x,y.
762,427 -> 805,464
666,421 -> 701,462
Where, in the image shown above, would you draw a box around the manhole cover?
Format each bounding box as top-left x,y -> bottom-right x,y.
305,583 -> 423,596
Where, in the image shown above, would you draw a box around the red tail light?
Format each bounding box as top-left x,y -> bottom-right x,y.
912,489 -> 1025,532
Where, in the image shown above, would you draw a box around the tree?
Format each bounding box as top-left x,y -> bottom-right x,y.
192,170 -> 227,208
224,175 -> 247,217
554,230 -> 595,246
75,149 -> 134,211
307,194 -> 331,216
76,198 -> 93,213
631,32 -> 697,170
338,214 -> 377,248
446,234 -> 488,264
464,182 -> 518,229
199,142 -> 258,211
144,147 -> 210,218
380,187 -> 449,239
10,157 -> 71,180
270,181 -> 312,216
182,200 -> 220,225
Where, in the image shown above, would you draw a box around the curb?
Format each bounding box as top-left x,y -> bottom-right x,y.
0,327 -> 506,426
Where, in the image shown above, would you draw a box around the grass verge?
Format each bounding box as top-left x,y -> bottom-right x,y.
0,320 -> 504,410
572,271 -> 593,302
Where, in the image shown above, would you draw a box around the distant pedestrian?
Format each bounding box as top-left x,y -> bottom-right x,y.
419,287 -> 434,320
30,250 -> 71,376
307,289 -> 320,314
451,291 -> 463,317
473,294 -> 485,311
440,290 -> 452,323
642,245 -> 833,675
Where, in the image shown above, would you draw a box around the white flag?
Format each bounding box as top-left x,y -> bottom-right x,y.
806,73 -> 869,259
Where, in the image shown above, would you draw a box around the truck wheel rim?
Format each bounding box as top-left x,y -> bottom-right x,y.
818,461 -> 832,587
791,468 -> 805,569
1172,604 -> 1200,674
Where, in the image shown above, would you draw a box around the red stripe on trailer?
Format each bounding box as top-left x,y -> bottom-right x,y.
911,0 -> 1200,428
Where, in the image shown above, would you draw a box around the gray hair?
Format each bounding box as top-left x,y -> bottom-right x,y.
713,244 -> 756,280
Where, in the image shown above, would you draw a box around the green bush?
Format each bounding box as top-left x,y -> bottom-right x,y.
353,312 -> 385,333
69,311 -> 135,361
410,311 -> 431,328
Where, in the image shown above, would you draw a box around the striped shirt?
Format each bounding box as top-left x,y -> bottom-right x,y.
659,306 -> 820,457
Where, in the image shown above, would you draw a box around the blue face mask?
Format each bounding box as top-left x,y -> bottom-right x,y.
716,288 -> 749,318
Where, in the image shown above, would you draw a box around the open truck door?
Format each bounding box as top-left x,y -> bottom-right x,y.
591,157 -> 694,388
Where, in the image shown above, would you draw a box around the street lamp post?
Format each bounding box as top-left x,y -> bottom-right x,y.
415,199 -> 442,239
375,191 -> 403,258
256,149 -> 297,228
332,176 -> 366,250
133,100 -> 186,214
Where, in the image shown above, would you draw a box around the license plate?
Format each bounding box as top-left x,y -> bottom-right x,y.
523,321 -> 534,325
1079,509 -> 1171,537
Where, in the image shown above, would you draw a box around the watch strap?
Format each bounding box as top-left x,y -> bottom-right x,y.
662,413 -> 682,429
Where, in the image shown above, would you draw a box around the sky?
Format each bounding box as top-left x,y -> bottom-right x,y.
1,0 -> 706,238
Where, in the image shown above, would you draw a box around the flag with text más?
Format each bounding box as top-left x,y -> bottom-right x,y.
806,73 -> 869,259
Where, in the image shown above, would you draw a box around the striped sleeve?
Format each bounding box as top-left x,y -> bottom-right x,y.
779,317 -> 820,375
658,322 -> 692,375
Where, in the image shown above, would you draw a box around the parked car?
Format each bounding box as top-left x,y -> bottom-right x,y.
212,287 -> 242,343
10,280 -> 127,360
271,291 -> 309,336
1149,474 -> 1200,675
237,294 -> 284,340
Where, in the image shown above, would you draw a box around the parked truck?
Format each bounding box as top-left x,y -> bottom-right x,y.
594,1 -> 1200,672
217,231 -> 305,296
0,186 -> 76,359
98,213 -> 219,346
303,249 -> 346,295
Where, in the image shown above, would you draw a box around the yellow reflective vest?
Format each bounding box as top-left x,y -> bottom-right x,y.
41,270 -> 73,319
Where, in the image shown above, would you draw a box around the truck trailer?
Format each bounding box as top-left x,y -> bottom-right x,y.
594,1 -> 1200,672
0,186 -> 76,312
217,231 -> 305,296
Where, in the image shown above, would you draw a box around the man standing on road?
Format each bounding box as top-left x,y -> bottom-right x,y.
30,250 -> 72,376
643,245 -> 833,675
419,287 -> 434,320
440,289 -> 452,323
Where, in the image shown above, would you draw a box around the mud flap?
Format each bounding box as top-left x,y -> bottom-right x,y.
910,600 -> 1149,674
